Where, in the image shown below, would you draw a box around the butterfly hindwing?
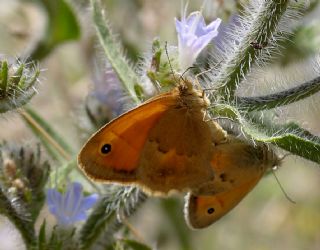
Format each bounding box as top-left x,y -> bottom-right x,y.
185,136 -> 278,228
185,174 -> 262,228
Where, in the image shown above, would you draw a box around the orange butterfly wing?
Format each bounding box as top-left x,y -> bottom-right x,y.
78,92 -> 177,184
185,137 -> 278,228
185,174 -> 263,229
78,86 -> 227,195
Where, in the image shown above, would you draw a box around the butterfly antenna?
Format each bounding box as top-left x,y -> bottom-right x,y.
194,60 -> 224,96
278,153 -> 292,162
272,169 -> 296,204
180,66 -> 198,83
181,66 -> 197,78
164,41 -> 178,85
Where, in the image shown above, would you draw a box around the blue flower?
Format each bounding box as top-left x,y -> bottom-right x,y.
175,10 -> 221,70
46,182 -> 99,226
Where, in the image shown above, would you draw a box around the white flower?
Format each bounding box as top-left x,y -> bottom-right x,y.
175,10 -> 221,70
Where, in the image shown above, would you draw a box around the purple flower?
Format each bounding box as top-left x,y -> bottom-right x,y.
175,10 -> 221,70
91,63 -> 125,117
46,182 -> 99,226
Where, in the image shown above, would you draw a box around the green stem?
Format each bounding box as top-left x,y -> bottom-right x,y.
79,187 -> 147,250
0,189 -> 36,248
236,76 -> 320,111
216,0 -> 290,98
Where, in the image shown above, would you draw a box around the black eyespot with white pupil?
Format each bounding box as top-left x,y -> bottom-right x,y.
207,208 -> 215,214
101,144 -> 112,154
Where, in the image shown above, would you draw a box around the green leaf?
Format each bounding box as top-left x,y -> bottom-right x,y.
0,60 -> 8,92
20,106 -> 74,162
12,63 -> 24,86
210,103 -> 240,121
29,0 -> 81,60
91,0 -> 142,104
119,239 -> 152,250
247,120 -> 320,164
211,104 -> 320,164
146,39 -> 177,91
38,220 -> 47,250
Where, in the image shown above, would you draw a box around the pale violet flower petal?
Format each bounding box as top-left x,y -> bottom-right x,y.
79,194 -> 99,210
175,11 -> 221,70
64,182 -> 83,214
47,189 -> 62,216
72,211 -> 87,221
46,182 -> 99,226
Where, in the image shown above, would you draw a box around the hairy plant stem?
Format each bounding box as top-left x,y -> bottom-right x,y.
0,189 -> 36,249
215,0 -> 290,98
236,76 -> 320,111
79,187 -> 147,250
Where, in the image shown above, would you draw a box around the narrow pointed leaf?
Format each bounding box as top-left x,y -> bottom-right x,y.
91,0 -> 142,103
38,220 -> 47,250
20,106 -> 74,162
0,60 -> 8,92
29,0 -> 81,60
119,239 -> 152,250
246,120 -> 320,164
212,104 -> 320,164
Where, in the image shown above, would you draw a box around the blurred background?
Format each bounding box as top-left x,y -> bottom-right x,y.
0,0 -> 320,249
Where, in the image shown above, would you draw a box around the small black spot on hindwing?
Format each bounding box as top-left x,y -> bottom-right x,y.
207,207 -> 215,214
220,173 -> 227,182
157,146 -> 168,154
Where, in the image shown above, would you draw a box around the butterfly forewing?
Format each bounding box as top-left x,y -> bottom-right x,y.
78,85 -> 227,195
136,104 -> 226,194
78,93 -> 176,184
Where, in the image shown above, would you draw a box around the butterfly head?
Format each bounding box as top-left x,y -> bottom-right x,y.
173,76 -> 210,110
260,144 -> 282,171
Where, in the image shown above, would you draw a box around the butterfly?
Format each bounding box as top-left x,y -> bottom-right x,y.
184,136 -> 280,229
78,76 -> 228,196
